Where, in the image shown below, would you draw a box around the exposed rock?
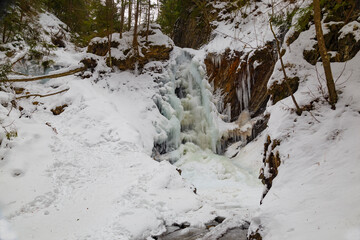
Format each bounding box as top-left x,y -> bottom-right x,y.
80,57 -> 98,70
172,3 -> 216,49
13,87 -> 25,94
173,14 -> 212,49
51,35 -> 66,48
338,32 -> 360,61
87,41 -> 120,56
259,135 -> 281,203
111,45 -> 173,71
154,227 -> 206,240
51,104 -> 68,115
205,216 -> 226,229
205,44 -> 275,121
205,49 -> 243,120
268,76 -> 299,105
303,22 -> 360,64
154,218 -> 250,240
248,231 -> 263,240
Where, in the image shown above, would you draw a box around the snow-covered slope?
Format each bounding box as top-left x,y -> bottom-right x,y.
0,10 -> 262,240
249,17 -> 360,240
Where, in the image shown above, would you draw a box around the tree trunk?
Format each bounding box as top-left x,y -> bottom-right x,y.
133,0 -> 140,53
128,0 -> 132,30
2,24 -> 6,43
6,67 -> 86,82
313,0 -> 338,108
119,0 -> 125,38
146,0 -> 151,41
269,20 -> 302,116
106,0 -> 114,68
138,0 -> 142,26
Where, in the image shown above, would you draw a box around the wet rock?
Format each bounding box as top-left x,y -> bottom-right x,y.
218,227 -> 247,240
154,226 -> 207,240
204,216 -> 226,230
205,43 -> 276,121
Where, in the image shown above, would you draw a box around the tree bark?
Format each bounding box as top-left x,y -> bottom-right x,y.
146,0 -> 151,41
16,88 -> 70,100
313,0 -> 338,108
269,18 -> 302,115
133,0 -> 140,53
6,67 -> 85,82
119,0 -> 125,38
106,0 -> 114,68
128,0 -> 132,30
2,24 -> 6,43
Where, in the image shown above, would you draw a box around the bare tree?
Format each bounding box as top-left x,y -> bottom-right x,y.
313,0 -> 338,108
146,0 -> 151,41
128,0 -> 132,30
269,2 -> 302,115
106,0 -> 115,68
119,0 -> 125,38
132,0 -> 140,53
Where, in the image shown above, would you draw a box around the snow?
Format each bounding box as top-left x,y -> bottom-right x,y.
339,20 -> 360,41
0,43 -> 262,240
247,4 -> 360,239
2,1 -> 360,240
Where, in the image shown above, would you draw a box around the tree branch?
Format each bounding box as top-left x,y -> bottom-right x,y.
15,88 -> 70,100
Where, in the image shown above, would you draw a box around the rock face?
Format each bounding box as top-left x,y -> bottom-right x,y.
87,41 -> 120,56
268,77 -> 299,105
204,44 -> 276,121
111,45 -> 173,71
303,21 -> 360,64
173,12 -> 212,49
171,1 -> 215,49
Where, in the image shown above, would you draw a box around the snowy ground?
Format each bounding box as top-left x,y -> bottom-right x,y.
0,62 -> 263,239
248,12 -> 360,240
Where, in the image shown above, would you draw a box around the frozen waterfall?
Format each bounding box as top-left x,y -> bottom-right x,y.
153,50 -> 228,159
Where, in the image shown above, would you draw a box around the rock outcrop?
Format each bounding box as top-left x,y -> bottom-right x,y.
204,43 -> 276,121
303,21 -> 360,64
259,135 -> 281,203
87,24 -> 174,72
111,45 -> 172,71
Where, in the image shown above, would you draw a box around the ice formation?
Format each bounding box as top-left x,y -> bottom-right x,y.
153,50 -> 225,157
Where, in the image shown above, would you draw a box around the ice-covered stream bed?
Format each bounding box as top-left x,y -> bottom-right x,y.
151,49 -> 264,239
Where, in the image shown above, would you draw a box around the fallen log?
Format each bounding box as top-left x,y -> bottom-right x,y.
5,66 -> 86,82
16,88 -> 70,100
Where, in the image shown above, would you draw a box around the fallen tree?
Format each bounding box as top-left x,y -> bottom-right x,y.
15,88 -> 70,100
5,66 -> 86,82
